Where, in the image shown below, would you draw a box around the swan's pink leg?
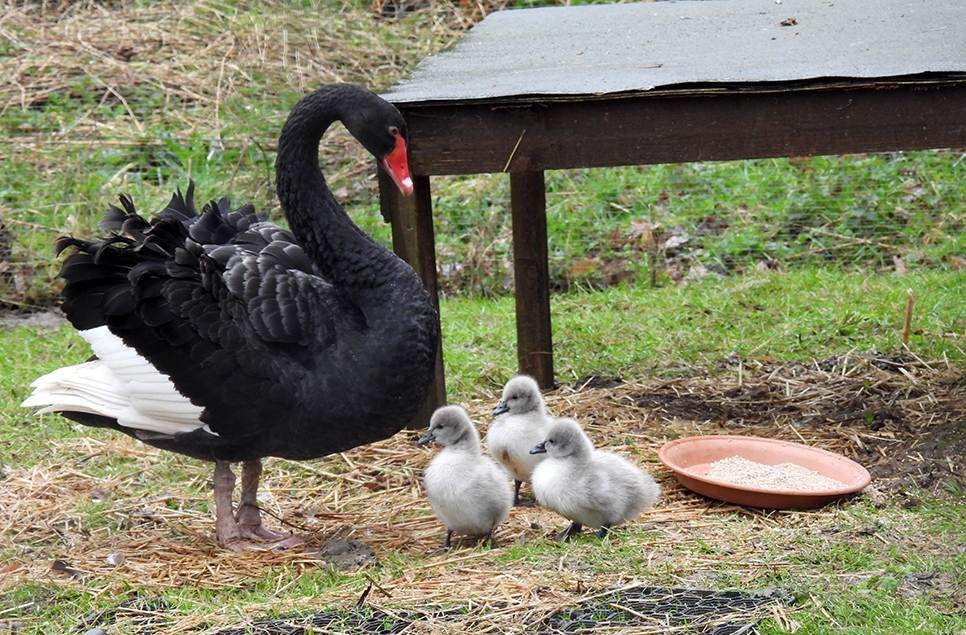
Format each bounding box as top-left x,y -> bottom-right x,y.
235,459 -> 303,548
213,460 -> 245,552
212,460 -> 301,551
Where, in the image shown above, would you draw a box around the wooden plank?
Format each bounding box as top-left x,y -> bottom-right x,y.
401,82 -> 966,176
510,170 -> 554,389
379,170 -> 446,426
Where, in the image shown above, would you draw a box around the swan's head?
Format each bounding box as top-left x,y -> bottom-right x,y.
342,87 -> 414,196
493,375 -> 545,416
380,125 -> 414,196
529,418 -> 591,459
418,405 -> 477,447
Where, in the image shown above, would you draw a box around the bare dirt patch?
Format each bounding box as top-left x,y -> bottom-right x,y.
0,309 -> 65,329
559,354 -> 966,503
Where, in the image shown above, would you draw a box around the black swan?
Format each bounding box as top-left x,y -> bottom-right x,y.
22,83 -> 440,552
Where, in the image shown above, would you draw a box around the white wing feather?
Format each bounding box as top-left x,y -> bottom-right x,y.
21,325 -> 208,436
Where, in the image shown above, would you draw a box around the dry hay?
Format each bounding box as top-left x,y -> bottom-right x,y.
0,0 -> 480,121
0,0 -> 422,112
0,0 -> 437,194
2,352 -> 964,632
0,0 -> 472,310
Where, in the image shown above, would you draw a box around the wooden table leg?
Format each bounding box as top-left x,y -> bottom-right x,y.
510,170 -> 554,389
380,170 -> 446,426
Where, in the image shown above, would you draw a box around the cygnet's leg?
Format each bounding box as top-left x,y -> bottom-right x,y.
513,480 -> 535,507
484,529 -> 500,549
235,459 -> 302,549
443,530 -> 454,549
553,521 -> 583,543
596,524 -> 612,538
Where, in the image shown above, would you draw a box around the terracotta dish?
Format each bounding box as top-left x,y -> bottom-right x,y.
658,435 -> 871,509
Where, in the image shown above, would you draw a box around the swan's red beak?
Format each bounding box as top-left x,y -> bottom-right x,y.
382,134 -> 414,196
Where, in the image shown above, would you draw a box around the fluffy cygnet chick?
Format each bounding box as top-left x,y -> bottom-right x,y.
487,375 -> 554,506
418,405 -> 513,549
530,418 -> 660,542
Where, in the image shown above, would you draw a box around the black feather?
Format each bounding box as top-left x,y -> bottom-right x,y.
47,84 -> 439,466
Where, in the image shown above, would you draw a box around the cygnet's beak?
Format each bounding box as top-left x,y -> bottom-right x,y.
493,401 -> 509,416
417,431 -> 435,446
529,442 -> 547,455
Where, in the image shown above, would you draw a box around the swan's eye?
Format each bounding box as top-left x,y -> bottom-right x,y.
389,125 -> 400,137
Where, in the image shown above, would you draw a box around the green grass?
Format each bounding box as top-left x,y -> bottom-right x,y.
429,151 -> 966,296
4,3 -> 966,306
441,267 -> 966,397
1,0 -> 461,307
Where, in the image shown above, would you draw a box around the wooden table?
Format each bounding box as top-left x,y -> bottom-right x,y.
379,0 -> 966,412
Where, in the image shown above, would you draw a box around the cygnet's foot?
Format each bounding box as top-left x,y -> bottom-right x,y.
553,522 -> 583,543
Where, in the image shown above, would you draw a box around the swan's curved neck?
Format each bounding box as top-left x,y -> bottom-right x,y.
274,88 -> 391,290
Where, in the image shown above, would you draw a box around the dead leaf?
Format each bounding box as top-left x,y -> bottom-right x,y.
568,257 -> 598,278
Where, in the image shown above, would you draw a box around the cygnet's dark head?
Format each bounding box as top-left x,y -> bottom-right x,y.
493,375 -> 546,416
418,405 -> 478,448
529,418 -> 592,459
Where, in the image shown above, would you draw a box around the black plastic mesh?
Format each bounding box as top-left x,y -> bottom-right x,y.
76,586 -> 793,634
537,586 -> 794,635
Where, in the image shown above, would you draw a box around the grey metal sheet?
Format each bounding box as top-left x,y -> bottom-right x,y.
383,0 -> 966,104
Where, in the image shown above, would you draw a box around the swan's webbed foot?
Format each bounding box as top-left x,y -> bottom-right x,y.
553,521 -> 583,542
213,459 -> 303,552
235,501 -> 303,548
427,530 -> 455,555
